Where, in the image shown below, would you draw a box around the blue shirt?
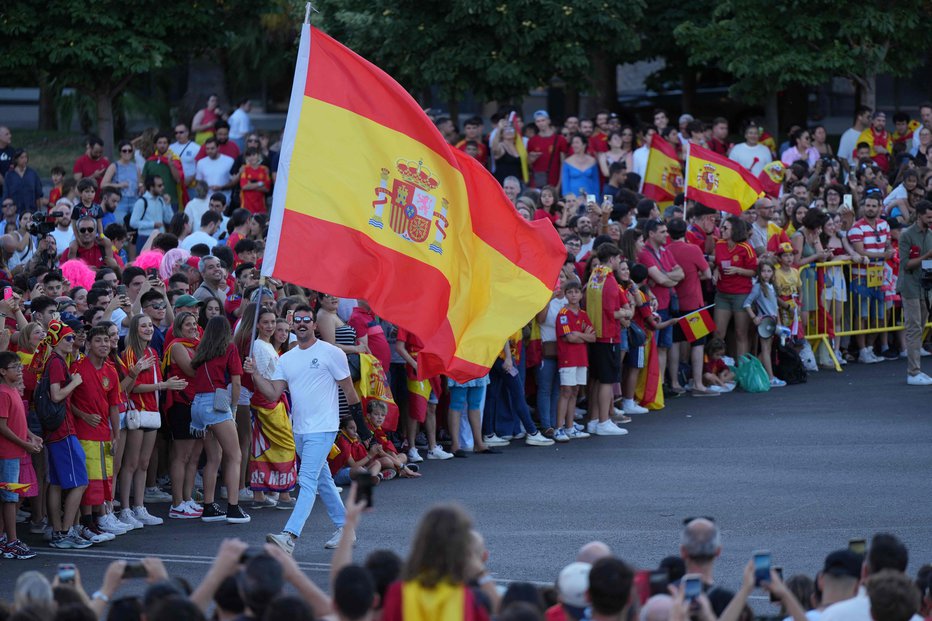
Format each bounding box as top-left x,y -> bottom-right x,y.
3,168 -> 42,213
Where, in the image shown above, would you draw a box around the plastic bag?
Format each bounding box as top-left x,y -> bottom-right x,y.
735,354 -> 771,393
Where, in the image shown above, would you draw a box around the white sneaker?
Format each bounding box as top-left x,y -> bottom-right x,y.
238,488 -> 254,501
185,499 -> 203,512
595,420 -> 629,436
78,524 -> 112,543
117,508 -> 143,530
586,420 -> 598,434
426,446 -> 454,460
907,372 -> 932,386
512,431 -> 527,440
921,348 -> 931,357
144,486 -> 172,503
553,429 -> 570,443
574,407 -> 587,420
406,448 -> 424,463
566,428 -> 591,439
859,348 -> 881,364
98,513 -> 128,535
622,400 -> 649,415
267,532 -> 296,555
324,527 -> 356,549
769,377 -> 787,387
525,432 -> 555,447
132,506 -> 163,526
482,434 -> 510,447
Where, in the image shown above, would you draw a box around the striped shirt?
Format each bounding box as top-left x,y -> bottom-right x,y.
847,218 -> 889,276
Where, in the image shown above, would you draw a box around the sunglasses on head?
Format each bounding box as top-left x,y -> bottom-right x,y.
293,316 -> 313,324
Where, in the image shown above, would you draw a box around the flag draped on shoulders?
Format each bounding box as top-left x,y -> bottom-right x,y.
685,143 -> 764,215
260,25 -> 564,382
640,137 -> 683,206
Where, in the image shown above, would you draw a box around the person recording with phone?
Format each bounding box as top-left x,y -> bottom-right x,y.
678,518 -> 735,615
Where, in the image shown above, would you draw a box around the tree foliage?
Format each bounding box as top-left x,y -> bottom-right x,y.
316,0 -> 644,103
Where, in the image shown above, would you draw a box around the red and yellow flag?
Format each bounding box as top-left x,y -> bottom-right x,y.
685,143 -> 764,215
640,137 -> 683,206
677,308 -> 716,343
261,26 -> 564,382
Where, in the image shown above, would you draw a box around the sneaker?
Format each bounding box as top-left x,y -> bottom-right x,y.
78,524 -> 113,543
553,429 -> 570,443
613,414 -> 633,424
595,420 -> 629,436
2,539 -> 36,559
132,506 -> 163,526
525,432 -> 555,447
43,525 -> 55,541
29,518 -> 47,535
238,488 -> 255,501
381,468 -> 398,481
574,407 -> 587,420
250,498 -> 278,510
414,432 -> 429,450
226,504 -> 251,524
542,427 -> 555,439
169,503 -> 202,519
16,508 -> 29,523
65,528 -> 93,549
481,434 -> 510,447
406,448 -> 424,463
621,400 -> 649,415
770,377 -> 787,387
427,446 -> 454,460
573,423 -> 584,432
512,431 -> 527,440
921,348 -> 931,357
275,498 -> 296,510
899,350 -> 908,359
907,372 -> 932,386
98,513 -> 129,535
586,420 -> 598,434
566,428 -> 591,440
858,348 -> 881,364
266,532 -> 296,555
324,527 -> 355,549
185,500 -> 203,513
201,502 -> 226,522
117,508 -> 144,530
880,348 -> 899,360
144,486 -> 172,503
48,532 -> 70,549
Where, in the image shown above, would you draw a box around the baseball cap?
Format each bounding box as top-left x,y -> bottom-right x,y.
174,294 -> 201,308
557,562 -> 591,609
533,110 -> 550,120
823,549 -> 862,579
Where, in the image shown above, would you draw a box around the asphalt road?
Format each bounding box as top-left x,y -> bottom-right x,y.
2,358 -> 930,612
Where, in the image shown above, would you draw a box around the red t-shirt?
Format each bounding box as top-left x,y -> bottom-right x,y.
714,240 -> 757,295
556,307 -> 592,368
238,164 -> 271,215
704,357 -> 727,375
73,154 -> 110,201
0,384 -> 27,459
638,244 -> 678,310
191,343 -> 242,394
168,342 -> 197,404
596,275 -> 625,343
123,348 -> 162,413
588,133 -> 609,154
44,353 -> 77,443
454,139 -> 489,166
329,431 -> 367,475
347,308 -> 391,372
667,240 -> 709,310
60,244 -> 120,270
195,141 -> 240,161
70,357 -> 121,442
527,133 -> 569,186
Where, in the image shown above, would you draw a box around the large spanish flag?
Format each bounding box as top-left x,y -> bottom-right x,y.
685,143 -> 764,215
640,137 -> 683,206
261,25 -> 564,382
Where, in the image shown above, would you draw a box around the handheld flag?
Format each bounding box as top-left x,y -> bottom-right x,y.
685,143 -> 764,215
640,137 -> 683,206
677,308 -> 716,343
261,25 -> 565,382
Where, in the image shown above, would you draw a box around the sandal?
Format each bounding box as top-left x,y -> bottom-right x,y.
381,469 -> 397,481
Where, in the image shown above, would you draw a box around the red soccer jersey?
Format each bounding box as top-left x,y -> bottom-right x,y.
70,357 -> 122,442
329,432 -> 367,475
527,133 -> 569,187
44,353 -> 77,443
60,244 -> 120,270
596,276 -> 627,343
0,384 -> 27,459
667,240 -> 709,310
239,164 -> 271,215
72,155 -> 110,201
556,307 -> 592,368
704,357 -> 727,376
122,348 -> 162,413
638,244 -> 679,311
714,240 -> 758,295
190,343 -> 242,394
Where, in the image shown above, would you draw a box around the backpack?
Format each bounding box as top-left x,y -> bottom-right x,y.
34,365 -> 70,433
773,343 -> 808,384
124,196 -> 148,234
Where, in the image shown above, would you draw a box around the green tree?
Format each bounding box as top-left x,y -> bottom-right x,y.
676,0 -> 932,123
0,0 -> 256,155
317,0 -> 644,110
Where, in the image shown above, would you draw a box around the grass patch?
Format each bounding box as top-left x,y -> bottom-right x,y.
15,130 -> 86,179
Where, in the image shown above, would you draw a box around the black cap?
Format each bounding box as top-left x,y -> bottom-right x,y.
823,549 -> 862,579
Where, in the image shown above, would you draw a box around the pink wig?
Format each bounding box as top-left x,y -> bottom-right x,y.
133,250 -> 165,272
60,259 -> 96,290
160,248 -> 190,280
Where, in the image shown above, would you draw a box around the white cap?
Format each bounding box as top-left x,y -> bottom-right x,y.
557,562 -> 591,608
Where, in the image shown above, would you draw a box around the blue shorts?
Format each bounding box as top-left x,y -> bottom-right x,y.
47,435 -> 89,490
449,385 -> 486,411
657,309 -> 673,348
619,328 -> 629,352
333,466 -> 353,487
190,392 -> 234,436
851,278 -> 884,320
0,458 -> 20,502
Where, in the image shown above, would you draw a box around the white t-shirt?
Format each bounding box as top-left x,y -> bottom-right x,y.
272,339 -> 350,434
195,154 -> 235,202
540,296 -> 568,342
180,230 -> 219,251
184,198 -> 210,229
50,226 -> 75,253
632,145 -> 649,179
837,127 -> 862,165
728,142 -> 772,176
170,140 -> 201,180
228,109 -> 252,139
821,587 -> 922,621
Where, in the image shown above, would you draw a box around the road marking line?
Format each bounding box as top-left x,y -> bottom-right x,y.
39,549 -> 330,571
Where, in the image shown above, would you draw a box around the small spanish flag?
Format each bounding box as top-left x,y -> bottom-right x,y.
685,143 -> 764,215
0,482 -> 31,495
677,308 -> 716,343
640,136 -> 683,206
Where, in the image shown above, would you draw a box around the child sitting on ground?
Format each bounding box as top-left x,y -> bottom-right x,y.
329,418 -> 384,486
703,338 -> 736,392
365,401 -> 420,478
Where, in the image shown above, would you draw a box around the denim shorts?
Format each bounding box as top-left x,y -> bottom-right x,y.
333,466 -> 353,486
449,385 -> 486,411
0,458 -> 20,502
657,309 -> 673,348
190,392 -> 234,436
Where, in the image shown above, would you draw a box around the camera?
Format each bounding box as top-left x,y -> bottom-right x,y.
29,211 -> 63,237
920,260 -> 932,291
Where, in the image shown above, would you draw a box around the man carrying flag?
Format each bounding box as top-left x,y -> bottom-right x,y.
686,142 -> 764,215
